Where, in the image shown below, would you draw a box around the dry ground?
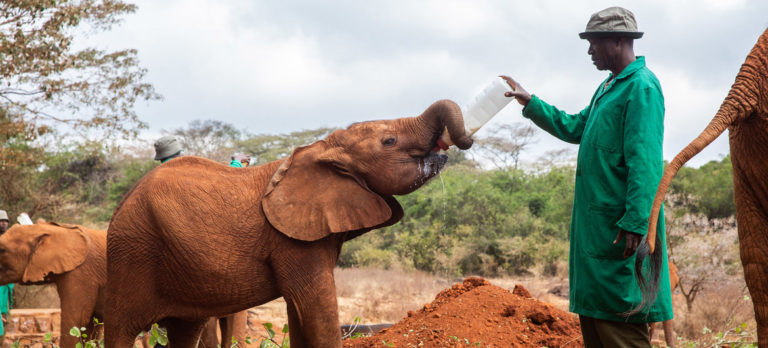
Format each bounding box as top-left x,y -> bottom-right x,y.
13,267 -> 757,345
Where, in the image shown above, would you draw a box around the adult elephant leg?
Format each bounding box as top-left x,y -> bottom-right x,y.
732,149 -> 768,347
163,318 -> 208,348
741,221 -> 768,348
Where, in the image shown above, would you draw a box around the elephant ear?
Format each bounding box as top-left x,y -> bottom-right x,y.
22,223 -> 91,283
263,141 -> 399,241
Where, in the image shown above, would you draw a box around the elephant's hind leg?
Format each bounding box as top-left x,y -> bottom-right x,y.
744,262 -> 768,348
163,317 -> 208,348
735,201 -> 768,347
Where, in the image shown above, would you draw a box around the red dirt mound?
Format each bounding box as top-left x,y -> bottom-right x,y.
343,277 -> 583,348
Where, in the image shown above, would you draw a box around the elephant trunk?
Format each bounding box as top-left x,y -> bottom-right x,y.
415,99 -> 473,150
646,29 -> 765,253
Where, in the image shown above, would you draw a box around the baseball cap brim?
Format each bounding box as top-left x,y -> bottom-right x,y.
579,31 -> 644,39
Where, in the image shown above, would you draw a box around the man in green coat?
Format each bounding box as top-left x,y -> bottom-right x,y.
502,7 -> 673,347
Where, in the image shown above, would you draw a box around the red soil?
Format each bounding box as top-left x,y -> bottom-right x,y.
343,277 -> 583,347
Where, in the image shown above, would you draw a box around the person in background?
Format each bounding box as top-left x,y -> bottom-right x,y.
229,153 -> 251,168
0,210 -> 8,234
501,6 -> 673,347
0,210 -> 12,345
154,136 -> 183,163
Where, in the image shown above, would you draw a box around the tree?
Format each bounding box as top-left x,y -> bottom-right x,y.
0,0 -> 159,141
168,119 -> 241,161
0,0 -> 159,213
471,122 -> 537,170
237,127 -> 337,165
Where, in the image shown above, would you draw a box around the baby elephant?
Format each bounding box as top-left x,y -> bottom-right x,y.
0,221 -> 106,348
0,221 -> 248,348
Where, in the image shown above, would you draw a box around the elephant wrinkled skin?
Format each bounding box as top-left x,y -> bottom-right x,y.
104,99 -> 472,348
644,28 -> 768,347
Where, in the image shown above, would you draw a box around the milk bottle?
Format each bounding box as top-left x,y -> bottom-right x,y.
436,77 -> 514,149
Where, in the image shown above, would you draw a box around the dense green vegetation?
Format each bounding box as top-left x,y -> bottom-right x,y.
0,121 -> 737,278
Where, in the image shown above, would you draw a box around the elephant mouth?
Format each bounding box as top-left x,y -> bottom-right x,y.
419,153 -> 448,178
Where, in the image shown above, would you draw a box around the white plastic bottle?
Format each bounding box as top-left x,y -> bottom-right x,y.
437,77 -> 514,149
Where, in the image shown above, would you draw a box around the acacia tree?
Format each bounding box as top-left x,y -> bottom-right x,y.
472,122 -> 537,170
167,119 -> 242,161
0,0 -> 159,213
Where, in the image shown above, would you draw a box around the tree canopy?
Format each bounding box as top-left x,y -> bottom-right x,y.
0,0 -> 159,214
0,0 -> 160,145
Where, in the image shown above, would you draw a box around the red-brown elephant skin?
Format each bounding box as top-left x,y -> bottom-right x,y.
104,99 -> 472,348
0,221 -> 106,348
198,311 -> 248,348
0,221 -> 251,348
645,28 -> 768,346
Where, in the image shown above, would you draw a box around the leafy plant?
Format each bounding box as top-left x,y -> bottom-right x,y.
68,318 -> 104,348
259,322 -> 289,348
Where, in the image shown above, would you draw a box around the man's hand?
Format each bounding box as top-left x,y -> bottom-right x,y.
613,229 -> 644,258
499,75 -> 532,106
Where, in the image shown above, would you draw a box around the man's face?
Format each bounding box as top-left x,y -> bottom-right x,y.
0,220 -> 8,234
587,37 -> 619,71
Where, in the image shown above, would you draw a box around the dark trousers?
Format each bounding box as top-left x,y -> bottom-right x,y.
579,315 -> 651,348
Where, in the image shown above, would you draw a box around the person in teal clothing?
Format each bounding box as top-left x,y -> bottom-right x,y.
229,153 -> 251,168
0,210 -> 11,344
0,281 -> 13,344
502,7 -> 672,347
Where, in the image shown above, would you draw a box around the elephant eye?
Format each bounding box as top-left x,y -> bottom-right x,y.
382,137 -> 397,147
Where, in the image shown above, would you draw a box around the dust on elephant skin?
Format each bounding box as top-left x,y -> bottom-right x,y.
104,99 -> 473,348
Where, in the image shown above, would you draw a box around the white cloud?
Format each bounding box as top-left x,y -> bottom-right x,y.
84,0 -> 768,166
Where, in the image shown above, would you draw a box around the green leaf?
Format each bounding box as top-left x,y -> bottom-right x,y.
281,324 -> 289,334
76,343 -> 83,348
44,332 -> 52,343
157,335 -> 168,346
263,322 -> 275,339
70,327 -> 81,337
148,336 -> 156,347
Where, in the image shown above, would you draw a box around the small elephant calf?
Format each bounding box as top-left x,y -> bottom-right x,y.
0,221 -> 247,348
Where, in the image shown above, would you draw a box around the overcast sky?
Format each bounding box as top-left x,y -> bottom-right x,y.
88,0 -> 768,167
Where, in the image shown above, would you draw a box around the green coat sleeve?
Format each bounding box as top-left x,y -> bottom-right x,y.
522,94 -> 590,144
616,86 -> 665,234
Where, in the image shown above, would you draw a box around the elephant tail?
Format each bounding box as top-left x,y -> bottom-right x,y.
625,110 -> 729,317
624,231 -> 663,317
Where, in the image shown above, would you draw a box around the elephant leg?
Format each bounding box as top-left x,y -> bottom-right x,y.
164,317 -> 208,348
220,311 -> 248,347
282,270 -> 342,348
662,320 -> 676,348
198,317 -> 219,348
648,322 -> 660,346
58,289 -> 98,348
104,322 -> 143,348
744,262 -> 768,347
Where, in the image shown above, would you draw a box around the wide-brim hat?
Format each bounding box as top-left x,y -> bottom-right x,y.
154,136 -> 183,160
579,7 -> 643,39
0,210 -> 8,222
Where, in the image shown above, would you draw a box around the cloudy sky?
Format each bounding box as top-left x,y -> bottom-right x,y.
88,0 -> 768,167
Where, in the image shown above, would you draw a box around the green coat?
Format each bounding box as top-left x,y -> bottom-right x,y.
522,57 -> 673,323
0,283 -> 13,335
